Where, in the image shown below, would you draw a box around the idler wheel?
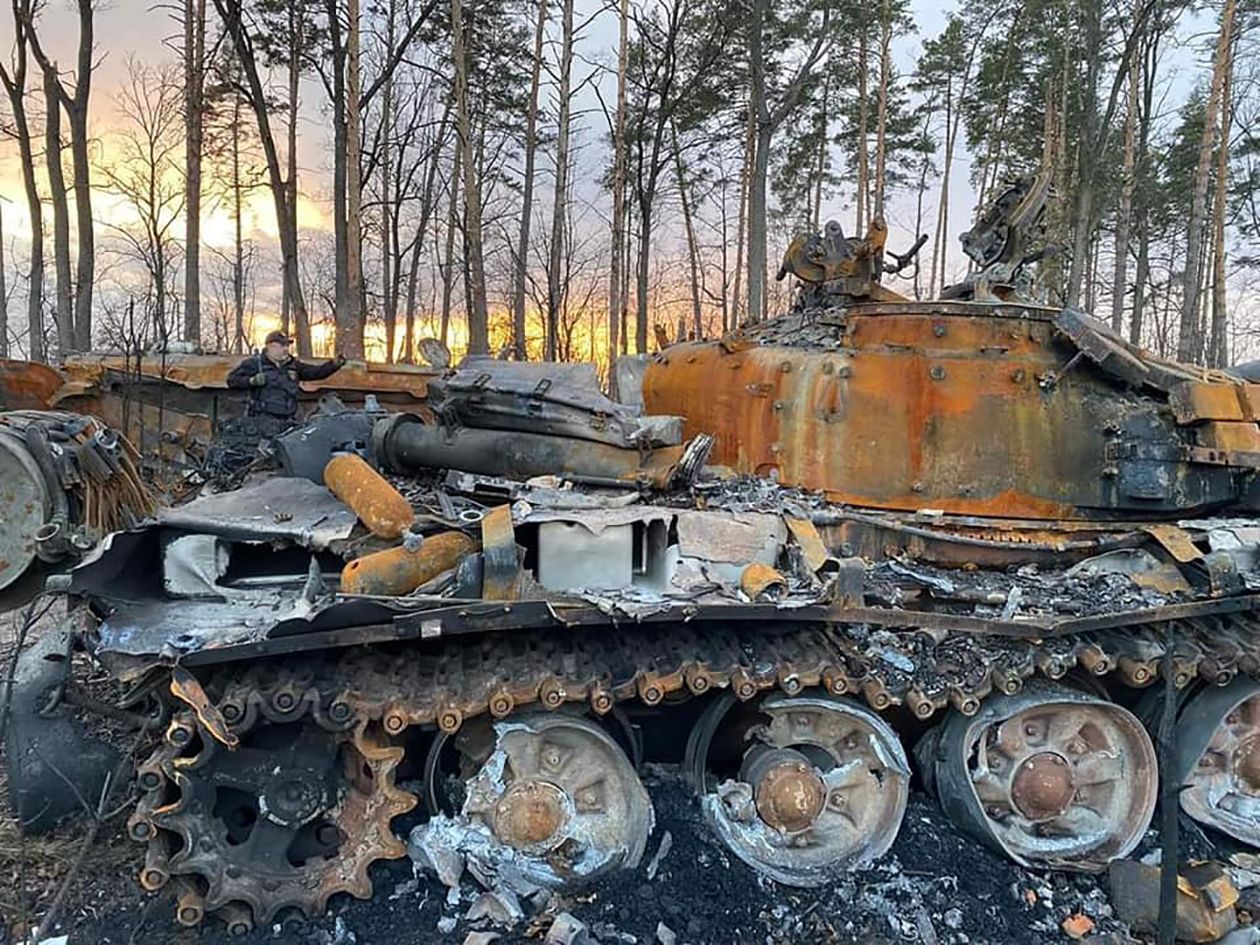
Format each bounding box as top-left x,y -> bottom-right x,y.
686,692 -> 909,886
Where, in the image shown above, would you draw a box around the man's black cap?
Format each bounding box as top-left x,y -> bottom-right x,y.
265,330 -> 291,346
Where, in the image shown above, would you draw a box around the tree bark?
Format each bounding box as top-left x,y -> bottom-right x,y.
546,0 -> 574,361
1208,27 -> 1234,368
439,149 -> 461,348
342,0 -> 366,357
872,0 -> 891,220
513,0 -> 547,360
232,85 -> 246,354
183,0 -> 206,344
452,0 -> 489,354
1178,0 -> 1234,363
0,1 -> 45,361
746,0 -> 767,323
607,0 -> 628,385
284,0 -> 310,354
1111,20 -> 1139,333
855,33 -> 870,233
731,96 -> 754,325
44,69 -> 73,356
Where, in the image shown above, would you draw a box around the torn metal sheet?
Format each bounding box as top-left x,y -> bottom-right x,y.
162,533 -> 233,598
158,476 -> 358,549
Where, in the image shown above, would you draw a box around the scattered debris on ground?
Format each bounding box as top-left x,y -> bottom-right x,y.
6,766 -> 1190,945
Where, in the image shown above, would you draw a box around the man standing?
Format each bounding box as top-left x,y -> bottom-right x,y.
226,330 -> 347,424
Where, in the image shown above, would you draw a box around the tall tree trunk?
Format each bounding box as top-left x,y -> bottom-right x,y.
1208,30 -> 1234,368
672,122 -> 702,339
732,96 -> 754,325
929,76 -> 953,297
452,0 -> 488,354
514,0 -> 547,360
855,33 -> 869,233
439,150 -> 461,348
232,87 -> 246,354
1178,0 -> 1235,363
871,0 -> 891,220
607,0 -> 628,386
746,0 -> 768,324
328,0 -> 349,355
183,0 -> 206,344
66,2 -> 93,351
44,72 -> 73,356
343,0 -> 366,357
380,0 -> 397,362
0,8 -> 45,361
1131,220 -> 1149,347
403,236 -> 421,362
547,0 -> 574,361
1112,25 -> 1138,332
284,0 -> 309,353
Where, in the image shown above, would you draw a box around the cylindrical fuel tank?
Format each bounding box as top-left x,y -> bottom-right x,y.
340,531 -> 478,596
643,300 -> 1257,521
323,452 -> 415,539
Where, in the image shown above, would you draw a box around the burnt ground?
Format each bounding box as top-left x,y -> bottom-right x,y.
7,764 -> 1161,945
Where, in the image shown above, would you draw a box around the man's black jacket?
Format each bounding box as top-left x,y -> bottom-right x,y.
226,353 -> 341,420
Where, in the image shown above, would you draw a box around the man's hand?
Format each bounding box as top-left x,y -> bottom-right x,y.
250,372 -> 267,387
334,353 -> 347,368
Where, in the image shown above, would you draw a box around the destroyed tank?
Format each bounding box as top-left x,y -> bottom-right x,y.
11,174 -> 1260,933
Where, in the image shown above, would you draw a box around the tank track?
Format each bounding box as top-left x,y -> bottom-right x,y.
130,612 -> 1260,927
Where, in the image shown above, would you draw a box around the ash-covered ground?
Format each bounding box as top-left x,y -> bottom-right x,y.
31,767 -> 1148,945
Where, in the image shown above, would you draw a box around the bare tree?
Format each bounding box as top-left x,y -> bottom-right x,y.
1208,18 -> 1236,367
0,0 -> 44,361
182,0 -> 207,344
99,59 -> 186,344
607,0 -> 628,379
545,0 -> 576,361
43,65 -> 72,353
25,0 -> 95,351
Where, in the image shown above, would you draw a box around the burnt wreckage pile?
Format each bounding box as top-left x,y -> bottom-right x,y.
11,178 -> 1260,934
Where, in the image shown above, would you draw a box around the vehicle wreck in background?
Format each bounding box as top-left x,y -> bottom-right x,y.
10,180 -> 1260,934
